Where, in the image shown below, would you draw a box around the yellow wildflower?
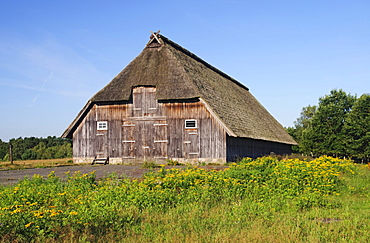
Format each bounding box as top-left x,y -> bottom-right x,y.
50,211 -> 60,217
25,222 -> 34,228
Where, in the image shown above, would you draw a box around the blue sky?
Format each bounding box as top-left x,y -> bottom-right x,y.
1,1 -> 369,142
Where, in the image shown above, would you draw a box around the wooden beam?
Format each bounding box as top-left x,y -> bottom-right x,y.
149,31 -> 162,44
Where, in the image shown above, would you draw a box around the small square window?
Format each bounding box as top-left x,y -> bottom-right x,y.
185,119 -> 197,129
97,121 -> 108,130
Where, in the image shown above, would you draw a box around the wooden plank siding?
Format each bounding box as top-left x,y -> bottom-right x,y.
72,87 -> 227,164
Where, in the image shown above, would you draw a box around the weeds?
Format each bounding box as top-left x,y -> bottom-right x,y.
166,159 -> 183,166
0,156 -> 369,242
141,160 -> 159,168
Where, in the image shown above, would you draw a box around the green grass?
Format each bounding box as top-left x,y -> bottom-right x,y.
0,158 -> 75,170
0,157 -> 369,242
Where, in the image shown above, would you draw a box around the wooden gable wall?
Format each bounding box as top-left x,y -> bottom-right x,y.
72,87 -> 227,164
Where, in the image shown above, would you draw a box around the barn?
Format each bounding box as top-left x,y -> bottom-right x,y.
61,32 -> 297,164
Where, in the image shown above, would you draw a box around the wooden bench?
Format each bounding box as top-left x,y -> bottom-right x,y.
92,156 -> 109,165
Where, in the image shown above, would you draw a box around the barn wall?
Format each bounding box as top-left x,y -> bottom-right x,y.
73,104 -> 128,164
72,89 -> 227,164
226,136 -> 293,161
72,98 -> 293,164
162,101 -> 226,163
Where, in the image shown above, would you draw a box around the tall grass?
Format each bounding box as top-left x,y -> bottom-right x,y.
0,158 -> 74,170
0,156 -> 369,242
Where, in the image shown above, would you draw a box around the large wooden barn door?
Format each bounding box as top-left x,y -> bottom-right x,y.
122,119 -> 167,160
122,86 -> 167,161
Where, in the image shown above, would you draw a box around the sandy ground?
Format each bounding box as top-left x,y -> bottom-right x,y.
0,164 -> 227,186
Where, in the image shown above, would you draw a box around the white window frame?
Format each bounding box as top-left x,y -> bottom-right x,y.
97,121 -> 108,130
185,119 -> 197,129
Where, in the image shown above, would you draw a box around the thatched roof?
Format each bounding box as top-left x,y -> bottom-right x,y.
62,33 -> 297,145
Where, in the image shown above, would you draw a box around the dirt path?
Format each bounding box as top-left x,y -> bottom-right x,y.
0,164 -> 227,186
0,165 -> 153,186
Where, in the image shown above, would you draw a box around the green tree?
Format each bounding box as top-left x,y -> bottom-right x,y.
0,139 -> 8,161
32,142 -> 48,160
301,89 -> 356,157
344,94 -> 370,162
9,137 -> 26,160
54,143 -> 73,158
286,105 -> 317,153
3,136 -> 72,160
21,149 -> 38,160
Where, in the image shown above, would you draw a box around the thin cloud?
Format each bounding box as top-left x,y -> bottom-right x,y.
0,34 -> 109,99
29,94 -> 39,107
0,78 -> 94,98
41,71 -> 53,90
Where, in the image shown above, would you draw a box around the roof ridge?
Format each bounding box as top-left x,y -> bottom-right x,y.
158,34 -> 249,91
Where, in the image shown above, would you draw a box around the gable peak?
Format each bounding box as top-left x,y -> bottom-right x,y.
146,30 -> 163,48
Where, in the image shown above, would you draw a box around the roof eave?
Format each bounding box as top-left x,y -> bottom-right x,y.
199,98 -> 237,137
61,101 -> 93,139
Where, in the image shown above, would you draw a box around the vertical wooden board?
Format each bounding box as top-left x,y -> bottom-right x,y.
73,125 -> 81,157
95,105 -> 105,120
73,123 -> 80,157
165,118 -> 174,158
83,120 -> 88,157
110,105 -> 125,120
91,120 -> 98,156
122,121 -> 136,158
133,88 -> 143,117
191,133 -> 200,158
107,120 -> 113,157
135,121 -> 144,158
134,120 -> 151,159
147,89 -> 157,116
142,89 -> 149,115
88,107 -> 96,157
109,120 -> 121,157
146,120 -> 154,158
173,118 -> 183,158
219,122 -> 226,158
153,120 -> 168,158
126,103 -> 133,118
82,113 -> 89,158
199,118 -> 211,158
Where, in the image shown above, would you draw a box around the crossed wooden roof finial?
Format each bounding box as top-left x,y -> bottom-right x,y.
147,30 -> 162,46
